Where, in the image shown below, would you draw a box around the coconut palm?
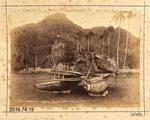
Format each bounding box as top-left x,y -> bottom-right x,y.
97,34 -> 104,55
77,30 -> 84,53
102,34 -> 105,56
107,26 -> 114,58
102,29 -> 108,56
107,32 -> 110,57
33,48 -> 37,70
86,31 -> 94,52
123,11 -> 136,69
113,11 -> 125,69
20,43 -> 29,71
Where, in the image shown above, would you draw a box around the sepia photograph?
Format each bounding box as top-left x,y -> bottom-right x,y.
1,0 -> 150,120
10,9 -> 141,108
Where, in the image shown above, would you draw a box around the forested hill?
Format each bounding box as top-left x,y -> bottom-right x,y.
11,13 -> 140,71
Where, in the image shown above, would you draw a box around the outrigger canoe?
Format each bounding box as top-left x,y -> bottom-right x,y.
35,77 -> 82,91
49,70 -> 83,78
35,72 -> 113,96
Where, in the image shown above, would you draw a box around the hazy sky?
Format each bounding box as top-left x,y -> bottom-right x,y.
8,7 -> 142,37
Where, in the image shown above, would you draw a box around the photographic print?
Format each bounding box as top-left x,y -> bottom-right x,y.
10,10 -> 141,107
0,0 -> 150,120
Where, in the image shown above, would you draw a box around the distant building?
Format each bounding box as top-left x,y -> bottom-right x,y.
56,63 -> 64,70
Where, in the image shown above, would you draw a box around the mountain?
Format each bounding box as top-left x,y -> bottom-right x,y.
11,13 -> 140,71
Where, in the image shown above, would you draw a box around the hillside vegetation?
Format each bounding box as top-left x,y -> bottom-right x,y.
11,13 -> 140,71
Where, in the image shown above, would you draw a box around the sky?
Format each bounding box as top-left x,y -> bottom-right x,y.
8,7 -> 142,38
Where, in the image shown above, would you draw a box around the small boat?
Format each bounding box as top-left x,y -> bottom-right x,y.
84,77 -> 109,92
49,70 -> 83,78
80,73 -> 112,96
35,68 -> 114,96
35,77 -> 82,91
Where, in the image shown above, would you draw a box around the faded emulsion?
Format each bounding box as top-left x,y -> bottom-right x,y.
10,12 -> 140,108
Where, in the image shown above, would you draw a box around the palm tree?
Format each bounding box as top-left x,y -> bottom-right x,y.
20,43 -> 29,71
77,30 -> 83,53
102,30 -> 108,56
113,11 -> 125,69
102,34 -> 105,56
97,34 -> 104,55
123,11 -> 135,69
73,31 -> 83,58
107,32 -> 110,57
86,31 -> 94,52
34,55 -> 38,70
33,48 -> 37,70
107,26 -> 114,58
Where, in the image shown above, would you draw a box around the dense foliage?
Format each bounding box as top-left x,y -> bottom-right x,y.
11,13 -> 140,71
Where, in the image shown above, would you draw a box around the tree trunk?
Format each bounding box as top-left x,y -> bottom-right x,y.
77,39 -> 79,56
107,34 -> 110,57
123,18 -> 129,69
51,55 -> 56,69
77,40 -> 79,52
117,26 -> 121,69
88,38 -> 90,51
102,36 -> 105,56
34,55 -> 37,70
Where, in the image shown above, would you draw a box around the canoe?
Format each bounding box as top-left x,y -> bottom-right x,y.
82,75 -> 111,96
49,70 -> 83,78
35,78 -> 82,91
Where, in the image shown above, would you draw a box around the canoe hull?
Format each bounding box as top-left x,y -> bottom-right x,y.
49,70 -> 83,78
35,80 -> 81,91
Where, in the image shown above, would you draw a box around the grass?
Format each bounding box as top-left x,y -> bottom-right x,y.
10,73 -> 140,108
